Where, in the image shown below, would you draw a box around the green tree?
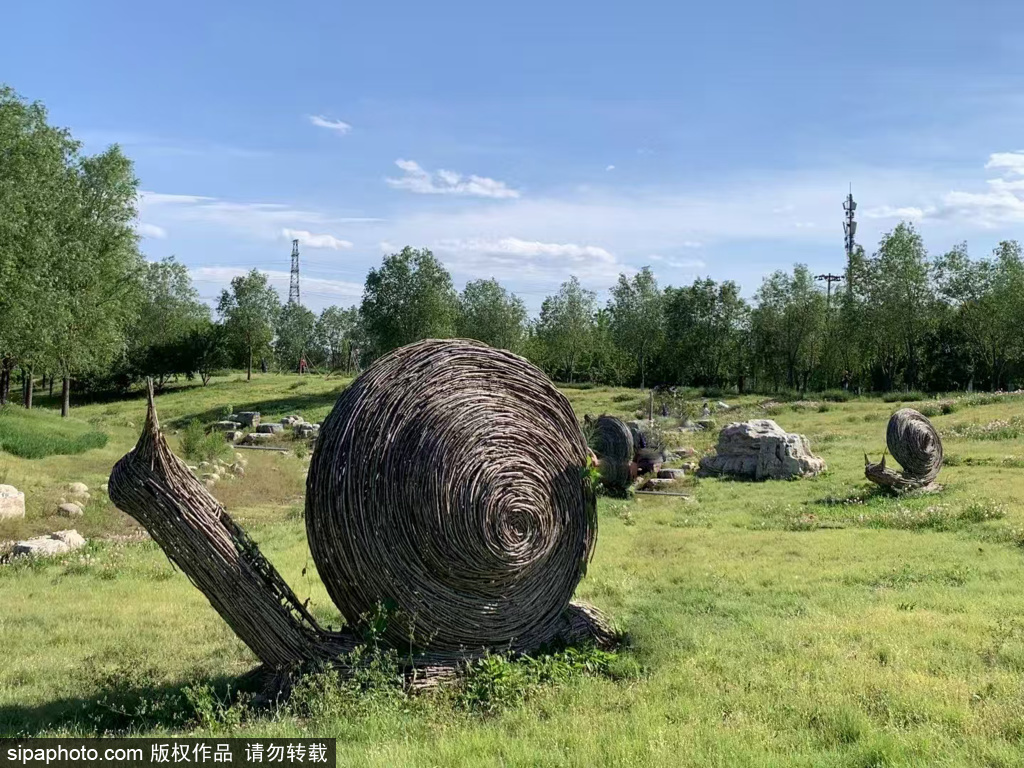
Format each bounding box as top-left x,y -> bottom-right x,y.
607,267 -> 664,388
457,278 -> 528,351
132,257 -> 210,389
314,305 -> 360,371
0,86 -> 78,408
276,302 -> 318,372
863,223 -> 933,390
751,265 -> 826,392
184,322 -> 229,386
217,270 -> 281,381
359,247 -> 458,359
663,278 -> 747,388
535,276 -> 596,382
933,240 -> 1024,390
47,146 -> 145,416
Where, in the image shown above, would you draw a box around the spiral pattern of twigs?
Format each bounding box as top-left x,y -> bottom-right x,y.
887,408 -> 944,483
305,339 -> 597,653
590,415 -> 635,490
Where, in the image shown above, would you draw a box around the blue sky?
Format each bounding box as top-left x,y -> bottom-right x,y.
5,0 -> 1024,312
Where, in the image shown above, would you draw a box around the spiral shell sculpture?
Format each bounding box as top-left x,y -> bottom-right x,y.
887,408 -> 944,484
306,339 -> 597,652
588,415 -> 635,491
865,408 -> 944,492
108,342 -> 613,686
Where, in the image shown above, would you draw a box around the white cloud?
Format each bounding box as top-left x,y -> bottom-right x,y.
139,191 -> 214,206
140,190 -> 365,244
137,222 -> 167,239
386,159 -> 520,199
794,222 -> 816,229
681,241 -> 703,248
192,267 -> 362,302
666,258 -> 707,269
308,115 -> 352,135
984,151 -> 1024,176
281,228 -> 353,250
864,205 -> 927,220
434,237 -> 625,284
881,152 -> 1024,227
442,237 -> 614,261
605,165 -> 616,171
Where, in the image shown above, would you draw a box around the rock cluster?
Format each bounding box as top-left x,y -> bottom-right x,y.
12,530 -> 86,558
698,419 -> 826,480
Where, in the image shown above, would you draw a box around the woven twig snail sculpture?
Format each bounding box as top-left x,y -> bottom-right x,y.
865,408 -> 944,493
109,340 -> 616,687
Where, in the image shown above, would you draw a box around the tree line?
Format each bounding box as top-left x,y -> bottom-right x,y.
5,86 -> 1024,417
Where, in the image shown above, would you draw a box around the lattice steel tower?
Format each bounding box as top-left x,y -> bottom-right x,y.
288,239 -> 300,305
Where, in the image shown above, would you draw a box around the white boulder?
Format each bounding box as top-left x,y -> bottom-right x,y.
698,419 -> 826,480
0,485 -> 25,521
12,529 -> 86,558
57,502 -> 84,518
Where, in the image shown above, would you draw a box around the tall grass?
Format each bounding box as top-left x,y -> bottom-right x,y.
0,406 -> 108,459
178,419 -> 231,463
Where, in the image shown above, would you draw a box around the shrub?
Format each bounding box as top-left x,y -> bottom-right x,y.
0,406 -> 108,459
457,646 -> 623,713
882,391 -> 927,403
178,419 -> 230,463
821,389 -> 852,403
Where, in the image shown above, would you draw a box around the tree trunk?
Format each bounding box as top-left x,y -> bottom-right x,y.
23,368 -> 33,409
61,376 -> 71,418
49,375 -> 54,397
247,349 -> 252,381
0,368 -> 6,406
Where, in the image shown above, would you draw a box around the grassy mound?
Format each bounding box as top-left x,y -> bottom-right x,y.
0,406 -> 108,459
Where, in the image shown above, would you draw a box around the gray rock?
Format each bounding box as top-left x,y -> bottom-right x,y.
698,419 -> 826,481
237,412 -> 261,428
223,431 -> 243,443
57,502 -> 84,518
243,432 -> 275,444
12,529 -> 86,558
257,423 -> 283,434
657,468 -> 685,479
716,401 -> 731,411
212,420 -> 242,432
67,482 -> 89,495
296,423 -> 319,438
0,485 -> 25,521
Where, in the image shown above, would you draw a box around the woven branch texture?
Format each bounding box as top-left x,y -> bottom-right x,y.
866,408 -> 944,492
306,339 -> 598,652
108,343 -> 614,683
589,415 -> 635,490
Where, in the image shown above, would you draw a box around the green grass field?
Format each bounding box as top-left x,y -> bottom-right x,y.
3,374 -> 1024,766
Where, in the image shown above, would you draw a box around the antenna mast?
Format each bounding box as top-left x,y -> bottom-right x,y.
288,239 -> 300,305
843,185 -> 857,292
